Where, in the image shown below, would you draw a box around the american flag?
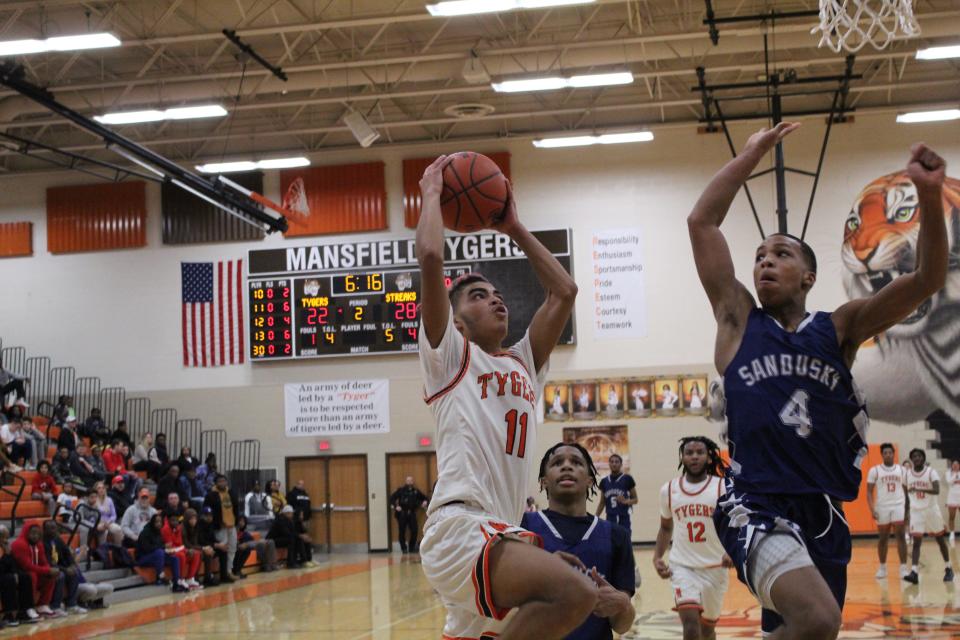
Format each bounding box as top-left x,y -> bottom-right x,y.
181,260 -> 245,367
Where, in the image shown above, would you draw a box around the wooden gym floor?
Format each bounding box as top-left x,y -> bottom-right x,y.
11,539 -> 960,639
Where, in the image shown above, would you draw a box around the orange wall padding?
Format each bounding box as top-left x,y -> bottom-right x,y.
403,152 -> 512,228
0,221 -> 32,258
279,162 -> 386,237
46,181 -> 147,254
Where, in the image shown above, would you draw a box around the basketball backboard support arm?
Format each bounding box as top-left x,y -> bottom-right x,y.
0,62 -> 289,234
696,4 -> 860,239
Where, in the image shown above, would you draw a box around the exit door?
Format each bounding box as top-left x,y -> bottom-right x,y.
286,455 -> 369,553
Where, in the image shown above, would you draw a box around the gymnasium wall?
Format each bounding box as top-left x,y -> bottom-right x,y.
1,112 -> 956,547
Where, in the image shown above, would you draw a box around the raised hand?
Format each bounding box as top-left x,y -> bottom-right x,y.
907,143 -> 946,190
489,179 -> 520,235
419,155 -> 447,198
743,121 -> 801,157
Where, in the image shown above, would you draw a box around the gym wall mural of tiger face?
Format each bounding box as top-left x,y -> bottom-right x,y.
841,171 -> 960,425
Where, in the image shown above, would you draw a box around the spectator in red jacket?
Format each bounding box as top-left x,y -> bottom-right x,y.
30,460 -> 59,516
9,524 -> 64,618
101,440 -> 141,503
160,515 -> 202,591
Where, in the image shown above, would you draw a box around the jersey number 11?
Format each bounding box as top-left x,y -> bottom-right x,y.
504,409 -> 528,458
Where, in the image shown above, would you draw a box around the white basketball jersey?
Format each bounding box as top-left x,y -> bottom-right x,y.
420,308 -> 546,524
947,470 -> 960,504
867,464 -> 906,507
658,475 -> 725,568
906,466 -> 940,510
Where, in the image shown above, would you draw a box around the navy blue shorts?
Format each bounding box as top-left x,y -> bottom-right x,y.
713,477 -> 850,632
606,512 -> 630,533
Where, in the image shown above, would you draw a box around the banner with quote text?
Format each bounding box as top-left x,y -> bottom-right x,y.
284,379 -> 390,437
590,228 -> 647,339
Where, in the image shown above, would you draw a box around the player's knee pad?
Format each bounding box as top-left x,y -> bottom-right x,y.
747,531 -> 814,613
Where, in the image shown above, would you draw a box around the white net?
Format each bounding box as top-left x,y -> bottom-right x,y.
813,0 -> 920,53
282,176 -> 311,218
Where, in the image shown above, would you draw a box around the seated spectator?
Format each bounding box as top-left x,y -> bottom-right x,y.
1,418 -> 34,469
287,480 -> 312,523
267,505 -> 314,569
80,408 -> 110,446
109,476 -> 133,519
89,445 -> 109,479
41,520 -> 113,614
50,396 -> 71,428
244,481 -> 273,530
132,433 -> 160,481
54,482 -> 80,522
52,447 -> 78,485
148,433 -> 170,475
102,441 -> 141,499
156,466 -> 185,508
91,481 -> 123,546
30,461 -> 59,516
120,489 -> 156,549
196,454 -> 216,492
10,523 -> 65,618
233,515 -> 277,575
176,447 -> 197,472
197,507 -> 232,585
161,515 -> 202,591
20,417 -> 46,469
0,524 -> 39,625
266,479 -> 287,516
69,443 -> 103,488
135,514 -> 187,593
178,467 -> 205,510
162,492 -> 186,521
111,421 -> 132,448
183,508 -> 219,587
56,416 -> 78,452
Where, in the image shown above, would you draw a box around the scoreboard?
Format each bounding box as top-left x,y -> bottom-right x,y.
247,229 -> 574,361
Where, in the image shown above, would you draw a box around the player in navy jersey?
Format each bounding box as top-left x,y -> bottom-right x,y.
522,442 -> 636,639
595,454 -> 637,535
688,123 -> 948,639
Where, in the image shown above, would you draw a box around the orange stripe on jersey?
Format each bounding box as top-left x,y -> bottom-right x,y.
424,334 -> 471,405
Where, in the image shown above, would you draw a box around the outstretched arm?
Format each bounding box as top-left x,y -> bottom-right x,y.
833,144 -> 948,363
495,184 -> 577,372
687,122 -> 799,370
416,156 -> 450,348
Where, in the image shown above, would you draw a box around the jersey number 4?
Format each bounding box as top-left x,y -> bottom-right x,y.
686,522 -> 706,543
504,409 -> 528,458
779,389 -> 812,438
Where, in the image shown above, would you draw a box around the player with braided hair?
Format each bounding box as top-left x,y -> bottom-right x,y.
521,442 -> 636,640
653,437 -> 731,640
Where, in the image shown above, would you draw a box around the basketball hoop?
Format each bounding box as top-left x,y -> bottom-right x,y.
813,0 -> 920,53
282,176 -> 311,218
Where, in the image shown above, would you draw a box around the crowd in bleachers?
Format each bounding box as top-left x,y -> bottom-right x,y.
0,384 -> 319,628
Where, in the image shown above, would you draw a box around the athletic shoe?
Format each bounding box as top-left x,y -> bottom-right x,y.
45,609 -> 67,618
304,560 -> 318,568
24,608 -> 40,621
172,583 -> 189,593
945,567 -> 955,582
155,578 -> 170,586
36,605 -> 53,615
186,578 -> 201,588
904,570 -> 919,584
900,565 -> 910,578
875,566 -> 887,579
67,605 -> 88,615
15,399 -> 29,409
4,618 -> 19,627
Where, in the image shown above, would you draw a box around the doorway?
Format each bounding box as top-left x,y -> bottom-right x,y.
385,452 -> 437,552
286,455 -> 369,553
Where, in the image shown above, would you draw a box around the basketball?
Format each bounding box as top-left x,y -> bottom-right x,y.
439,152 -> 509,232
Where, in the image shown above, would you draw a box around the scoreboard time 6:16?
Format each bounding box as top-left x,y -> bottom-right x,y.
246,230 -> 574,361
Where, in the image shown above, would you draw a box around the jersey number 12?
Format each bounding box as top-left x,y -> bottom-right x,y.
779,389 -> 812,438
686,522 -> 706,543
504,409 -> 528,458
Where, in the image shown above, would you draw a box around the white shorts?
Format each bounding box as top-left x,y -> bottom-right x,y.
947,490 -> 960,508
420,503 -> 541,640
747,531 -> 814,613
671,565 -> 729,624
875,503 -> 905,526
909,506 -> 946,537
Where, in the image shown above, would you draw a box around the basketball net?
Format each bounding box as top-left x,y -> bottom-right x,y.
813,0 -> 920,52
282,176 -> 311,218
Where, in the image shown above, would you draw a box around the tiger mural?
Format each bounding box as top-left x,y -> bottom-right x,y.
841,171 -> 960,425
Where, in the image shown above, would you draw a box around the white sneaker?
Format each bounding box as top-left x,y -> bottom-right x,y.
876,565 -> 887,579
67,605 -> 88,615
186,578 -> 200,587
25,608 -> 39,621
36,605 -> 52,615
15,399 -> 29,409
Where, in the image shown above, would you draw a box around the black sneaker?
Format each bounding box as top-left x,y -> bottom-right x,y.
904,570 -> 919,584
945,567 -> 954,582
156,578 -> 171,586
172,584 -> 188,593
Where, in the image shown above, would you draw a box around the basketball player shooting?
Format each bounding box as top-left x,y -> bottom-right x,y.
688,123 -> 948,639
416,155 -> 591,640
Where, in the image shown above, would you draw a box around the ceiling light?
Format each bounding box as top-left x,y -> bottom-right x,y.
426,0 -> 594,17
915,45 -> 960,60
492,71 -> 633,93
895,108 -> 960,123
196,157 -> 311,174
95,104 -> 227,125
0,32 -> 120,56
533,131 -> 654,148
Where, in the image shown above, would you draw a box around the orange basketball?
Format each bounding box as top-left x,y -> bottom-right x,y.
439,152 -> 509,232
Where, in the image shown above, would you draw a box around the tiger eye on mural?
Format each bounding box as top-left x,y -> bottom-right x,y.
842,171 -> 960,433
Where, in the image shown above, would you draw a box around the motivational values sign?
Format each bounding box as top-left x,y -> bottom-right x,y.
284,379 -> 390,437
590,228 -> 648,339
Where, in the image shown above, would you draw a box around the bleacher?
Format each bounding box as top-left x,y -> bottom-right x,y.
1,337 -> 273,606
